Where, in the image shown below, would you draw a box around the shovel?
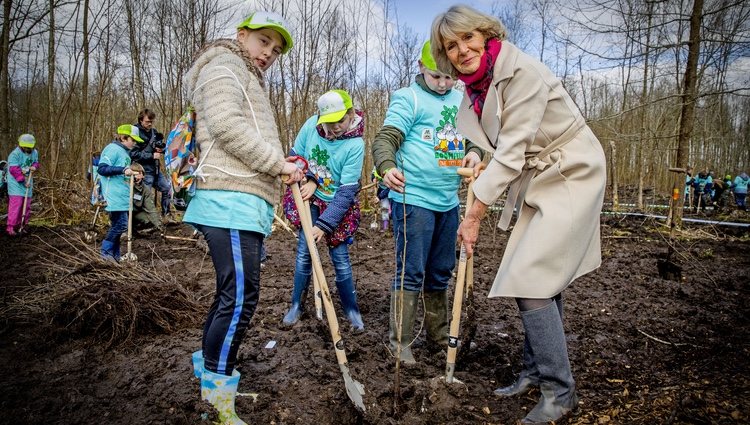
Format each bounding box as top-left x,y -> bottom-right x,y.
445,167 -> 476,383
84,204 -> 101,243
290,182 -> 366,412
19,171 -> 33,234
121,174 -> 138,263
300,198 -> 324,321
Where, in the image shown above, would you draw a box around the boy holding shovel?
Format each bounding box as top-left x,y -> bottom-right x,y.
372,41 -> 482,365
97,124 -> 143,261
6,134 -> 40,236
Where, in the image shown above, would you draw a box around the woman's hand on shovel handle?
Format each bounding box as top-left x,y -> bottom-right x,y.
457,199 -> 488,257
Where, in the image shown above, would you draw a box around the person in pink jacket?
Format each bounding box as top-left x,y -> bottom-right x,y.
432,5 -> 606,424
6,134 -> 40,236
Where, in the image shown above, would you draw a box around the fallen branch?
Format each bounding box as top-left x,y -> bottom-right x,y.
637,328 -> 688,347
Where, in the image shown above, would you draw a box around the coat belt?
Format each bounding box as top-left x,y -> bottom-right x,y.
498,116 -> 586,230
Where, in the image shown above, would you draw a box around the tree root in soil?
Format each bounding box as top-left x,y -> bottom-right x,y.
0,230 -> 202,348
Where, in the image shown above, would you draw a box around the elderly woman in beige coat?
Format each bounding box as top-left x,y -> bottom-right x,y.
431,5 -> 606,424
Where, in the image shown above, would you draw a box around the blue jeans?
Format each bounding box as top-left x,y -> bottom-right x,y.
391,202 -> 459,292
293,204 -> 356,310
736,192 -> 747,209
142,173 -> 172,215
102,210 -> 128,260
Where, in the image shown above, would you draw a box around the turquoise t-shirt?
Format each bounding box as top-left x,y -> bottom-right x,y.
99,142 -> 132,212
184,190 -> 274,236
6,147 -> 39,197
292,115 -> 365,202
383,83 -> 465,211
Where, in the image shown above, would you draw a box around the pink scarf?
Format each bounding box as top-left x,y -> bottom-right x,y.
457,38 -> 502,116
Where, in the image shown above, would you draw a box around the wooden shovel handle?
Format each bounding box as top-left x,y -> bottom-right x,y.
446,176 -> 475,382
290,183 -> 349,366
127,174 -> 135,254
299,198 -> 324,321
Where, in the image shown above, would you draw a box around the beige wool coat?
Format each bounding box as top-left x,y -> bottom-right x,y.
185,39 -> 286,206
456,41 -> 607,299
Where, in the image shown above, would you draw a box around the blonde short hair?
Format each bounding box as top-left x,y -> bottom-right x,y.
430,5 -> 508,77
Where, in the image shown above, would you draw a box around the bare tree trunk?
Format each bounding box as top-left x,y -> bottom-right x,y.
47,0 -> 58,178
671,0 -> 704,230
81,0 -> 90,179
610,140 -> 619,211
0,0 -> 10,155
125,0 -> 144,108
637,1 -> 654,211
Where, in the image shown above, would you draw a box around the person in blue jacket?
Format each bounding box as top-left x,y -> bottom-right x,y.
733,172 -> 749,210
97,125 -> 143,260
692,171 -> 709,213
372,41 -> 482,365
282,89 -> 366,331
5,134 -> 40,236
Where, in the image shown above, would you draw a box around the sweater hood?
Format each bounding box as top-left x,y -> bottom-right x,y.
186,39 -> 264,94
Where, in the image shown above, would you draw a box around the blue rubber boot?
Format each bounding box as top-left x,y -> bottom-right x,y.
201,369 -> 247,425
336,276 -> 364,331
192,350 -> 204,379
282,273 -> 310,327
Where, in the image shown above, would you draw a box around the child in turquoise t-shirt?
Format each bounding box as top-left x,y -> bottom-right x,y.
96,124 -> 143,261
282,89 -> 366,331
372,41 -> 483,364
5,134 -> 40,236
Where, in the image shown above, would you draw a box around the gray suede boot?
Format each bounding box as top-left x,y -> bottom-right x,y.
424,290 -> 449,347
389,290 -> 418,365
520,302 -> 578,424
494,334 -> 539,397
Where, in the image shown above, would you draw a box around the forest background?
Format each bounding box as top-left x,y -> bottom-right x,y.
1,0 -> 749,224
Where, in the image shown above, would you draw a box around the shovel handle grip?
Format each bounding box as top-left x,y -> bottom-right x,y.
290,183 -> 349,366
456,167 -> 475,178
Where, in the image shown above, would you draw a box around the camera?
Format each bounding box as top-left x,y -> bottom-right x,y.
152,132 -> 166,151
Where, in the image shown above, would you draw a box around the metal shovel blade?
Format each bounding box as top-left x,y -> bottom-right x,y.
121,252 -> 138,263
339,363 -> 366,412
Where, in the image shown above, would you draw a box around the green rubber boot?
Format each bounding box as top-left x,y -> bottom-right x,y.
389,290 -> 419,365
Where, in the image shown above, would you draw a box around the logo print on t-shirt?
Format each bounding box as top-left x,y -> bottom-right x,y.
310,145 -> 335,195
433,105 -> 465,166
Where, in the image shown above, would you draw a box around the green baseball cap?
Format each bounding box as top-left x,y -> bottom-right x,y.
317,90 -> 353,124
237,11 -> 293,54
18,133 -> 36,148
117,124 -> 144,143
421,40 -> 438,72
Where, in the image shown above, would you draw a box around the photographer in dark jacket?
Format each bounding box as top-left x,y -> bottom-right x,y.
131,108 -> 172,216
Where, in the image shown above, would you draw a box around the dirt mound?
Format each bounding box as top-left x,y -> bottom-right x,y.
0,215 -> 748,424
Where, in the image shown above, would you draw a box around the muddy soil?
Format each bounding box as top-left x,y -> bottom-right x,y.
0,212 -> 748,424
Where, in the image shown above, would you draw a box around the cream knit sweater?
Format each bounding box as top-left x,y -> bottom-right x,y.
185,39 -> 285,205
